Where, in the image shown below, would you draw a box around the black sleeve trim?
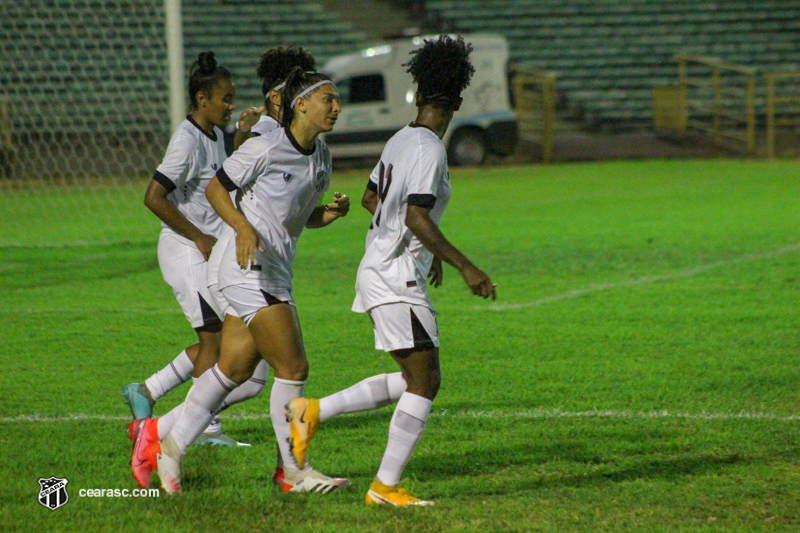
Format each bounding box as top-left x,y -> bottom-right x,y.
408,193 -> 436,209
152,171 -> 176,193
366,179 -> 378,193
216,167 -> 239,192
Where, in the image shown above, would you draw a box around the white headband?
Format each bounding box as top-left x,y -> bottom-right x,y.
291,80 -> 334,108
272,81 -> 286,92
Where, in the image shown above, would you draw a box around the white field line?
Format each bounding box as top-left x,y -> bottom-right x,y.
483,243 -> 800,312
3,408 -> 800,424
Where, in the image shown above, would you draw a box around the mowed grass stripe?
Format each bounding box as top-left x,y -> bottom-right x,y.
4,408 -> 800,423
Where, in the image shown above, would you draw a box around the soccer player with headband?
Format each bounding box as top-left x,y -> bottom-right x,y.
286,35 -> 496,507
145,67 -> 352,495
129,47 -> 319,491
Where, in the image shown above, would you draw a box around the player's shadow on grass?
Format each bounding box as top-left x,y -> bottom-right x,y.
410,444 -> 747,497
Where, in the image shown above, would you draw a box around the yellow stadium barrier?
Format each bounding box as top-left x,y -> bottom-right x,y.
512,67 -> 556,163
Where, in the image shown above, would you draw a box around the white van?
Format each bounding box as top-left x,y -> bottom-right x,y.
320,34 -> 517,166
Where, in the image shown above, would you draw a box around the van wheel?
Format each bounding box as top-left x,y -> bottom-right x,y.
448,128 -> 487,166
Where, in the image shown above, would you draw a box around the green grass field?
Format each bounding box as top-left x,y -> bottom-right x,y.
1,159 -> 799,532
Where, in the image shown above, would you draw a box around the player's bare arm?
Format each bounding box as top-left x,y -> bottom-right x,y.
361,187 -> 378,215
306,192 -> 350,228
233,105 -> 265,151
144,179 -> 217,260
428,256 -> 443,288
405,204 -> 495,300
205,176 -> 263,269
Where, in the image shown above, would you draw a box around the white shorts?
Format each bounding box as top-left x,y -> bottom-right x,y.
208,283 -> 240,319
221,284 -> 295,326
157,231 -> 223,329
206,225 -> 239,318
368,303 -> 439,353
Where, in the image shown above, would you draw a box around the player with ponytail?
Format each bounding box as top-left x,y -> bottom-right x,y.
144,61 -> 352,495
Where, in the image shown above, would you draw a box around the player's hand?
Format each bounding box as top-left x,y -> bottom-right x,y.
237,105 -> 265,133
235,223 -> 264,269
428,256 -> 443,288
461,264 -> 496,300
194,234 -> 217,261
324,192 -> 350,217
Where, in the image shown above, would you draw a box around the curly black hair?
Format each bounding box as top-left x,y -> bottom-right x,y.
404,35 -> 475,108
188,51 -> 231,109
257,45 -> 317,96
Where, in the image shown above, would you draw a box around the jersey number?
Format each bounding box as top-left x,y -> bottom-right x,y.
371,161 -> 393,229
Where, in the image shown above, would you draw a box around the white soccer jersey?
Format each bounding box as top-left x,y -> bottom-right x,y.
251,114 -> 281,137
153,116 -> 227,242
206,115 -> 281,290
352,123 -> 452,313
216,127 -> 332,294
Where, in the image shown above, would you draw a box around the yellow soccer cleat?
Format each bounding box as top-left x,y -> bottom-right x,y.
365,479 -> 434,507
285,398 -> 320,469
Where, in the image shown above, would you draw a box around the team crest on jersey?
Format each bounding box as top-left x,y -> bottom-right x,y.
314,169 -> 329,192
211,163 -> 218,170
38,476 -> 69,511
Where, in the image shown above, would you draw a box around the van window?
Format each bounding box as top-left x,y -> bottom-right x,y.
339,74 -> 386,104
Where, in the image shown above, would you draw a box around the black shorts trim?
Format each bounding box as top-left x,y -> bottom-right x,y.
152,171 -> 176,193
216,167 -> 238,192
408,194 -> 436,209
198,293 -> 222,327
261,289 -> 287,306
410,308 -> 436,350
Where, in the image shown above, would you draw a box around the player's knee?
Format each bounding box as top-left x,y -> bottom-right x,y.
274,358 -> 309,382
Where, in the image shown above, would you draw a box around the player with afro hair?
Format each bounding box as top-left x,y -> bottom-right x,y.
404,34 -> 475,109
285,35 -> 496,507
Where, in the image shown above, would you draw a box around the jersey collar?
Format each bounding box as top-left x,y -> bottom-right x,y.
408,121 -> 438,136
186,115 -> 218,141
284,126 -> 316,156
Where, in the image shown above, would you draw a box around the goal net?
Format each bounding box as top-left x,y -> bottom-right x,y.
0,0 -> 171,246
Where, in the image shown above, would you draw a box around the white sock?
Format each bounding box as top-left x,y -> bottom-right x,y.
375,392 -> 432,487
270,377 -> 304,470
157,403 -> 183,439
219,359 -> 268,411
319,372 -> 406,423
145,349 -> 193,401
168,365 -> 236,454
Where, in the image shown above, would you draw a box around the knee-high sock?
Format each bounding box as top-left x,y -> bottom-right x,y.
318,372 -> 406,423
145,349 -> 193,401
219,359 -> 268,411
168,364 -> 236,454
270,377 -> 304,470
157,403 -> 183,439
375,392 -> 432,486
202,361 -> 268,435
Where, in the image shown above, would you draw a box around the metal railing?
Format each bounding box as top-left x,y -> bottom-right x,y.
675,54 -> 756,154
512,67 -> 556,163
765,70 -> 800,158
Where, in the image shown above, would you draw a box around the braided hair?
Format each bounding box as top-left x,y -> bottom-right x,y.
279,67 -> 334,125
404,35 -> 475,108
187,51 -> 232,110
256,45 -> 317,97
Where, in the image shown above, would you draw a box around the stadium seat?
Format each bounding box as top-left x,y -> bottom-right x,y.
421,0 -> 800,122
